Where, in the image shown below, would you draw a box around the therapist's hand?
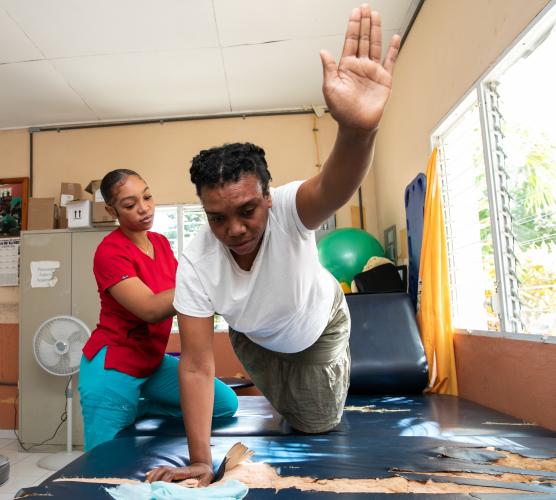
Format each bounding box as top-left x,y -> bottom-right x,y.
145,462 -> 214,487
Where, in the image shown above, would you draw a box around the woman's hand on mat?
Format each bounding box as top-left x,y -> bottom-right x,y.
320,4 -> 400,132
145,462 -> 213,486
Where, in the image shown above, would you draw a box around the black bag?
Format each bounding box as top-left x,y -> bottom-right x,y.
353,262 -> 406,294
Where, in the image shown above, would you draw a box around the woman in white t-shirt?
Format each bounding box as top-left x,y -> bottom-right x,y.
147,3 -> 400,486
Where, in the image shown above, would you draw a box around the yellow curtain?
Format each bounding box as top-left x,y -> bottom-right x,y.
416,148 -> 458,395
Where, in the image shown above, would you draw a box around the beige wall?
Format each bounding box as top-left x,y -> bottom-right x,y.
0,129 -> 29,323
0,112 -> 377,325
0,130 -> 28,427
0,129 -> 28,178
31,113 -> 370,227
371,0 -> 549,238
373,0 -> 552,429
454,334 -> 556,432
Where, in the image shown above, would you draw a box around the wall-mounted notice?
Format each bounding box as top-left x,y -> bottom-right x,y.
0,238 -> 19,286
30,260 -> 60,288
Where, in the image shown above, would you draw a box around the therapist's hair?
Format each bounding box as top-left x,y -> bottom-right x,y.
190,143 -> 272,197
100,169 -> 143,206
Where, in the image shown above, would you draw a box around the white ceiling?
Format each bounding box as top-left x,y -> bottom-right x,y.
0,0 -> 421,130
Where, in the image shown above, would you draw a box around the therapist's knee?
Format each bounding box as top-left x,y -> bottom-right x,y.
214,383 -> 239,418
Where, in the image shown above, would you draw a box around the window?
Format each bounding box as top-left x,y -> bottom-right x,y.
152,204 -> 228,332
436,96 -> 499,332
152,204 -> 207,259
433,3 -> 556,337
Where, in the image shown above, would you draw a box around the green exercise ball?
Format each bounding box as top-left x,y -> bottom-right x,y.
318,228 -> 385,284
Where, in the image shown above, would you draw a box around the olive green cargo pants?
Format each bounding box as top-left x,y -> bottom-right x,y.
229,285 -> 350,433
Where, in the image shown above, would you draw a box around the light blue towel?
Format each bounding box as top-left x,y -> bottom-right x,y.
105,480 -> 248,500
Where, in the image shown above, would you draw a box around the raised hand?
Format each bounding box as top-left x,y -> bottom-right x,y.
320,4 -> 400,132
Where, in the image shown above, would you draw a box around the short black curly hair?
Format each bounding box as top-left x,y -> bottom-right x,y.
190,143 -> 272,197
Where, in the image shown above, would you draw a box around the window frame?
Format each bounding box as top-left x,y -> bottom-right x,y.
431,0 -> 556,343
153,202 -> 206,258
154,202 -> 228,333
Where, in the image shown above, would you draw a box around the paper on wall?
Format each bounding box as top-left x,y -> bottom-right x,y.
0,238 -> 19,286
30,261 -> 60,288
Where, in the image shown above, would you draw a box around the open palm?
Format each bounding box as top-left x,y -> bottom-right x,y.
321,5 -> 400,131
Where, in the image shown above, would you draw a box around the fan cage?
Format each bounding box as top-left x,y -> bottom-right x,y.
33,315 -> 91,376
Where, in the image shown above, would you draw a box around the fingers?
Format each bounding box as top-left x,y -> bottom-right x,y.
145,464 -> 213,487
341,5 -> 384,62
369,10 -> 382,62
145,466 -> 191,483
383,34 -> 401,75
341,7 -> 361,59
145,466 -> 181,483
320,50 -> 338,83
357,5 -> 371,58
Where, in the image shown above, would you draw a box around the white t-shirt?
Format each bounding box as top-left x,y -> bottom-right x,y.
173,181 -> 337,353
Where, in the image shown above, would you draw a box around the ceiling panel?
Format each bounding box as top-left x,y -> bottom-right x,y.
224,28 -> 399,113
214,0 -> 414,46
0,0 -> 219,58
224,36 -> 338,112
0,1 -> 421,129
0,8 -> 43,63
0,61 -> 98,128
51,48 -> 229,120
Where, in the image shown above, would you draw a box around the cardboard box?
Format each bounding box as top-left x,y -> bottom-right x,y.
92,201 -> 117,224
60,182 -> 82,207
27,198 -> 56,230
67,200 -> 92,228
85,179 -> 104,203
57,206 -> 68,229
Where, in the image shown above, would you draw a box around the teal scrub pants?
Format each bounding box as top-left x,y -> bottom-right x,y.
79,347 -> 238,451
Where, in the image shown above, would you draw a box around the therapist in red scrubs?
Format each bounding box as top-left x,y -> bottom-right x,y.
79,169 -> 238,451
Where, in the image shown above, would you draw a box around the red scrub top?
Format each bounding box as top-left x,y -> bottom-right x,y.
83,228 -> 178,378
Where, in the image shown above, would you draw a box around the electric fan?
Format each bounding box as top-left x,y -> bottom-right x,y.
33,315 -> 90,470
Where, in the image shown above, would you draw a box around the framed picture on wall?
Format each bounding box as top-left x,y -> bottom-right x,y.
0,177 -> 29,237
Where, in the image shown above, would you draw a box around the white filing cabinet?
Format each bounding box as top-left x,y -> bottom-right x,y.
19,228 -> 112,448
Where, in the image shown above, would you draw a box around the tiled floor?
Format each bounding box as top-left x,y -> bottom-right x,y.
0,432 -> 82,499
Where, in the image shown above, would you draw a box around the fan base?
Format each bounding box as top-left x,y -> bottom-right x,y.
38,450 -> 83,471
